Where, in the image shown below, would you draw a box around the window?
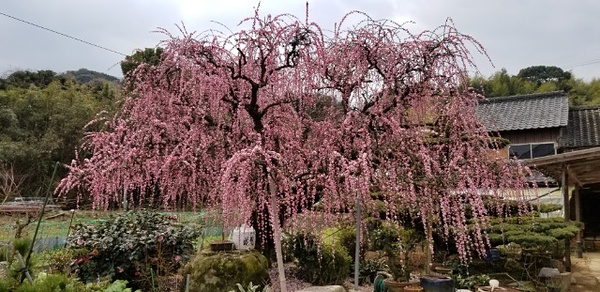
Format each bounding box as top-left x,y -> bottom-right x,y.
509,143 -> 556,159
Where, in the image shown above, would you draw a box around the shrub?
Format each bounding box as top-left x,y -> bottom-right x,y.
0,244 -> 11,262
41,248 -> 88,275
87,279 -> 141,292
454,274 -> 491,290
370,221 -> 423,281
290,233 -> 351,285
12,237 -> 32,257
229,282 -> 270,292
338,227 -> 362,262
360,257 -> 388,283
67,211 -> 200,291
0,277 -> 18,292
14,274 -> 86,292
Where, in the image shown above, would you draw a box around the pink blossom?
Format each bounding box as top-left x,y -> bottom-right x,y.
56,7 -> 531,267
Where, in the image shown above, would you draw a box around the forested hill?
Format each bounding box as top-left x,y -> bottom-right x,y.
0,68 -> 120,89
63,68 -> 120,84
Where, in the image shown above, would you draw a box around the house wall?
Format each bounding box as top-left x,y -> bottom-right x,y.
500,127 -> 562,145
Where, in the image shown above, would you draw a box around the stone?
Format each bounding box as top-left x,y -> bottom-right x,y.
182,250 -> 269,292
538,267 -> 560,278
0,261 -> 8,279
296,285 -> 346,292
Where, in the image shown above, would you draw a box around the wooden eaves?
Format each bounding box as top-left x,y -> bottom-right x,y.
526,146 -> 600,187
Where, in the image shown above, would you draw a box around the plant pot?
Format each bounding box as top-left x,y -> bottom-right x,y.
209,240 -> 234,251
384,279 -> 413,292
404,285 -> 423,292
433,266 -> 453,275
475,286 -> 520,292
420,275 -> 453,292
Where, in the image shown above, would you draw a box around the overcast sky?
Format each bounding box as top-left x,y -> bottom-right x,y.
2,0 -> 600,80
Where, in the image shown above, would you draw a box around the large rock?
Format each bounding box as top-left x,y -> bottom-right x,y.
0,261 -> 8,279
297,285 -> 346,292
182,250 -> 269,292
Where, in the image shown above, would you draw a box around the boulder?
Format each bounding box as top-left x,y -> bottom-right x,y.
297,285 -> 346,292
183,250 -> 269,292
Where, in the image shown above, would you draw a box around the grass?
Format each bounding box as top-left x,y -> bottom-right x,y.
0,210 -> 212,242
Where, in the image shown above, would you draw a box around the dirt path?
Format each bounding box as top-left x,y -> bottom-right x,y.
570,252 -> 600,292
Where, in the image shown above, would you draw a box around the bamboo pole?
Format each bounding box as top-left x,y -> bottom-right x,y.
268,175 -> 287,292
354,193 -> 361,290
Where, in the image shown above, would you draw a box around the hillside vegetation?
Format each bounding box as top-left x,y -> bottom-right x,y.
0,69 -> 121,201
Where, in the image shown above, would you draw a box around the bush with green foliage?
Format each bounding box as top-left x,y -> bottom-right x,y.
0,276 -> 139,292
67,211 -> 199,290
13,274 -> 85,292
12,237 -> 32,258
228,281 -> 270,292
370,221 -> 423,281
41,248 -> 88,275
359,258 -> 388,283
454,273 -> 491,290
0,277 -> 18,292
337,227 -> 362,262
0,244 -> 11,262
486,216 -> 580,248
290,233 -> 351,285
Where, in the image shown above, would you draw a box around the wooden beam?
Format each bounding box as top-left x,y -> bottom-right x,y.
562,164 -> 571,272
567,165 -> 583,188
527,147 -> 600,166
574,187 -> 583,258
562,164 -> 570,221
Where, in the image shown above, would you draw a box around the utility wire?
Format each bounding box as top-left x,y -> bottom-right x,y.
564,58 -> 600,70
0,10 -> 127,56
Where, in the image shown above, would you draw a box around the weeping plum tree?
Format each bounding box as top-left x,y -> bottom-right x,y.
57,8 -> 531,290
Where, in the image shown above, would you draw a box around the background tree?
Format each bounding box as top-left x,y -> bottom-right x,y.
469,68 -> 537,97
0,163 -> 25,204
0,72 -> 120,200
120,47 -> 164,79
517,65 -> 572,85
569,78 -> 600,106
1,70 -> 58,89
469,66 -> 600,105
57,11 -> 532,290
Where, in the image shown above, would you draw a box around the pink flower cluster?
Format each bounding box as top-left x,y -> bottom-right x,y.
56,9 -> 531,264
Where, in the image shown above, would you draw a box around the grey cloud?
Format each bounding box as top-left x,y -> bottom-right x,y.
2,0 -> 599,80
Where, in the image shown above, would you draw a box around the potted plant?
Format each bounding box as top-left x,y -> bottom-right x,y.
372,221 -> 424,291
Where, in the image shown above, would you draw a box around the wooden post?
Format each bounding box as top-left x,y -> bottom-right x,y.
122,182 -> 128,211
561,164 -> 571,272
15,251 -> 32,283
354,194 -> 361,290
268,175 -> 287,292
574,187 -> 583,258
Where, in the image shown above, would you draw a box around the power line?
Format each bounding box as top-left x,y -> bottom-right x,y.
564,58 -> 600,70
0,10 -> 127,56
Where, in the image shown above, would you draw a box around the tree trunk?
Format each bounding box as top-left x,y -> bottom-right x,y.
268,175 -> 287,292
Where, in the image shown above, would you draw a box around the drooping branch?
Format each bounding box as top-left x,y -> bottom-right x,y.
57,9 -> 532,266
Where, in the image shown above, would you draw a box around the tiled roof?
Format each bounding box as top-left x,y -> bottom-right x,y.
560,106 -> 600,149
476,91 -> 569,131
